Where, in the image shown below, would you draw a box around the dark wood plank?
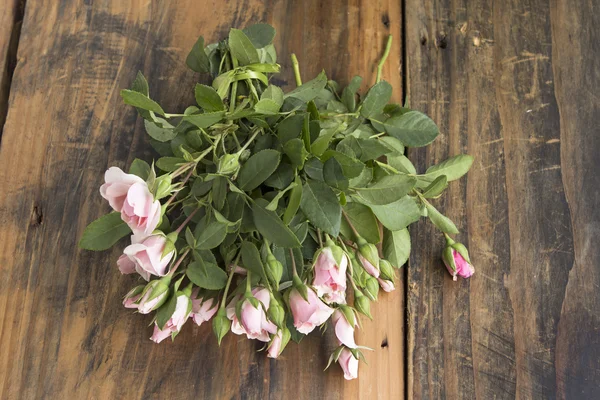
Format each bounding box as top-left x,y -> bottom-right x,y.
406,0 -> 600,398
0,1 -> 404,398
0,0 -> 24,133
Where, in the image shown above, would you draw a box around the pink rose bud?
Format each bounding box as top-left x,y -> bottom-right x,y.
191,289 -> 218,326
121,235 -> 175,281
137,277 -> 170,314
151,291 -> 192,343
99,166 -> 145,212
442,235 -> 474,281
267,328 -> 290,359
312,241 -> 348,304
338,348 -> 359,380
357,238 -> 380,278
289,286 -> 334,334
377,278 -> 395,292
332,309 -> 357,348
122,285 -> 144,309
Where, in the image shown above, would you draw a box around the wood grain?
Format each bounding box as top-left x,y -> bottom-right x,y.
0,1 -> 404,399
0,0 -> 24,133
406,0 -> 600,398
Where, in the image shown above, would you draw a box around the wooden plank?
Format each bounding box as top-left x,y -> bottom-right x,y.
0,0 -> 24,132
0,1 -> 404,399
406,0 -> 600,398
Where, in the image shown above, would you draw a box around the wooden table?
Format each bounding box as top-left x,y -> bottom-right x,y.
0,1 -> 598,399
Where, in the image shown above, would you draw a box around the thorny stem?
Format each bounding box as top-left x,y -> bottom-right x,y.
317,229 -> 323,247
238,128 -> 262,153
167,248 -> 190,277
290,54 -> 302,86
376,35 -> 393,84
164,167 -> 195,208
342,210 -> 360,239
175,208 -> 200,234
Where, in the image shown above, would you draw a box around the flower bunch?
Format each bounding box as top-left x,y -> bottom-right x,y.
80,24 -> 474,380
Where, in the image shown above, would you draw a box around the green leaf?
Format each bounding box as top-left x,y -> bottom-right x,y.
383,228 -> 411,268
300,180 -> 342,236
229,28 -> 260,65
379,136 -> 405,155
120,90 -> 165,116
183,111 -> 225,129
283,176 -> 303,225
422,175 -> 448,198
240,241 -> 266,279
243,23 -> 276,48
341,76 -> 362,112
384,111 -> 439,147
340,202 -> 381,243
186,36 -> 210,73
323,157 -> 348,191
254,99 -> 281,115
354,174 -> 416,205
156,157 -> 186,172
237,149 -> 281,191
264,163 -> 294,190
129,158 -> 151,180
79,212 -> 130,251
195,84 -> 225,112
155,290 -> 176,329
424,202 -> 459,234
355,138 -> 393,161
277,114 -> 304,144
311,126 -> 338,157
321,150 -> 364,179
368,196 -> 421,230
194,219 -> 228,249
360,81 -> 392,118
388,155 -> 417,175
304,157 -> 324,181
283,138 -> 309,169
131,71 -> 149,96
261,84 -> 284,106
187,258 -> 228,290
284,71 -> 328,102
425,154 -> 474,181
349,166 -> 373,188
252,203 -> 301,247
144,118 -> 176,142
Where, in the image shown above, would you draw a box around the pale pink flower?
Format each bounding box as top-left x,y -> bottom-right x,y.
338,348 -> 359,380
289,287 -> 334,334
150,293 -> 191,343
100,167 -> 145,212
332,310 -> 357,348
120,235 -> 174,281
313,247 -> 347,304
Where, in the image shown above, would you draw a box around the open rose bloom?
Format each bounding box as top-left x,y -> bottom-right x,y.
100,167 -> 161,241
117,235 -> 174,281
191,289 -> 218,327
226,288 -> 277,342
289,287 -> 334,334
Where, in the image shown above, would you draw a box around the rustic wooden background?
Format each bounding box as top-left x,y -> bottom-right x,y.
0,0 -> 597,399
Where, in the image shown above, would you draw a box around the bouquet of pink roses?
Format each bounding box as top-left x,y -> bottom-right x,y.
80,24 -> 474,380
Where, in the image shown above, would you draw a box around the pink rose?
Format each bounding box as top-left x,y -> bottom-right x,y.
150,293 -> 191,343
378,278 -> 395,292
119,235 -> 174,281
100,167 -> 145,212
227,288 -> 277,342
267,330 -> 284,359
122,286 -> 143,309
442,238 -> 475,281
338,348 -> 359,380
120,182 -> 162,241
313,247 -> 348,304
191,289 -> 218,326
137,280 -> 170,314
358,253 -> 380,278
332,310 -> 357,348
289,286 -> 334,334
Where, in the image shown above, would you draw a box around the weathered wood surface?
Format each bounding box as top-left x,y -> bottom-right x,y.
0,1 -> 404,399
406,0 -> 600,399
0,0 -> 23,131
